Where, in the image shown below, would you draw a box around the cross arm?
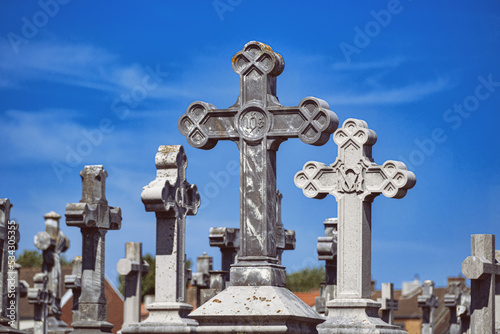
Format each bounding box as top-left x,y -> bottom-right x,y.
268,97 -> 338,146
117,258 -> 150,276
178,102 -> 238,149
462,255 -> 500,280
294,161 -> 337,199
364,161 -> 416,199
65,202 -> 121,230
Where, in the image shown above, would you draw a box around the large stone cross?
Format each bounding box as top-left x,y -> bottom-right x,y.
179,41 -> 338,286
65,165 -> 122,334
462,234 -> 500,334
117,242 -> 149,328
295,118 -> 416,300
418,280 -> 439,334
34,211 -> 70,333
378,283 -> 399,325
122,145 -> 200,333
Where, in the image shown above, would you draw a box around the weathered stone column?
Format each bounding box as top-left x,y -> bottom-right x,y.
121,145 -> 200,333
315,218 -> 337,316
0,199 -> 28,334
417,280 -> 438,334
378,283 -> 398,326
34,211 -> 71,333
64,256 -> 82,323
295,118 -> 415,334
181,41 -> 335,333
191,253 -> 212,307
444,277 -> 465,334
117,242 -> 149,328
462,234 -> 500,334
65,165 -> 122,334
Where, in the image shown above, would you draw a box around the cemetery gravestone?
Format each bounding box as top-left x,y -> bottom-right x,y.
65,165 -> 122,334
181,41 -> 337,333
462,234 -> 500,334
315,218 -> 338,316
378,283 -> 398,326
444,278 -> 464,334
191,253 -> 212,307
121,145 -> 200,333
34,211 -> 71,333
295,118 -> 415,333
64,256 -> 82,323
28,273 -> 51,334
417,280 -> 438,334
117,242 -> 149,328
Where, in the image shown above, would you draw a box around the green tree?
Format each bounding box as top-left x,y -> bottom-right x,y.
286,266 -> 325,292
16,249 -> 43,268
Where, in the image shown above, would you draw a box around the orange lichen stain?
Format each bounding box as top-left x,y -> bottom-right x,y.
212,299 -> 222,303
276,310 -> 281,313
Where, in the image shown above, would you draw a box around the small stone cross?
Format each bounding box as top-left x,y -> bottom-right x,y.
209,227 -> 240,274
378,283 -> 399,325
191,253 -> 213,307
315,218 -> 337,315
65,165 -> 122,333
122,145 -> 200,333
295,119 -> 416,300
64,256 -> 82,323
28,272 -> 52,334
444,278 -> 464,334
462,234 -> 500,334
418,280 -> 439,334
179,41 -> 338,287
117,242 -> 149,328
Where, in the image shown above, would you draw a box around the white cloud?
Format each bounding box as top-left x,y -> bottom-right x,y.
331,56 -> 407,72
326,76 -> 452,105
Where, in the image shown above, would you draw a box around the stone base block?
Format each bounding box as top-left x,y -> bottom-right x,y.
190,285 -> 324,333
71,320 -> 114,334
121,302 -> 197,333
318,299 -> 407,334
230,262 -> 286,287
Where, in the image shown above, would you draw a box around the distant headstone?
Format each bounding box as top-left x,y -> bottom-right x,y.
121,145 -> 200,333
444,277 -> 466,334
0,199 -> 28,333
13,264 -> 29,329
378,283 -> 398,325
462,234 -> 500,334
117,242 -> 149,328
275,190 -> 295,264
191,253 -> 212,307
209,226 -> 240,274
295,118 -> 415,334
418,280 -> 439,334
64,256 -> 82,323
65,165 -> 122,334
457,289 -> 471,334
315,218 -> 337,316
182,41 -> 335,333
28,272 -> 50,334
34,211 -> 71,333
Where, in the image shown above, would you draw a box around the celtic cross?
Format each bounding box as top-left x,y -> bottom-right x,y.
295,118 -> 416,300
179,41 -> 338,286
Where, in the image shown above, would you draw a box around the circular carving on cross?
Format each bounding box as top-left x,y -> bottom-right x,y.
334,119 -> 377,148
178,101 -> 217,150
231,41 -> 284,77
237,106 -> 269,142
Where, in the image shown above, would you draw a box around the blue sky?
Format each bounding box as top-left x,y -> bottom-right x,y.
1,1 -> 500,290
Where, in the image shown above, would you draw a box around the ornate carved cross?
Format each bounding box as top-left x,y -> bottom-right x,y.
179,41 -> 338,286
295,118 -> 416,299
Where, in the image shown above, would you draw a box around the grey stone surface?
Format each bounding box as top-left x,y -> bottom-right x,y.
191,253 -> 212,307
28,273 -> 50,334
444,278 -> 465,334
275,190 -> 296,264
295,118 -> 415,334
0,199 -> 28,333
121,145 -> 200,333
13,264 -> 28,329
33,211 -> 71,334
64,255 -> 82,323
315,218 -> 337,316
117,242 -> 149,328
65,165 -> 122,334
462,234 -> 500,334
378,283 -> 398,326
417,280 -> 438,334
182,41 -> 334,333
